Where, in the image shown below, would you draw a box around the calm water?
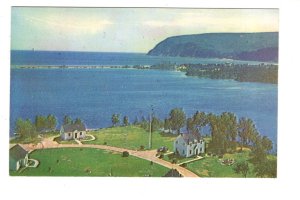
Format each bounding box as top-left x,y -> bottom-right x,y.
10,68 -> 277,146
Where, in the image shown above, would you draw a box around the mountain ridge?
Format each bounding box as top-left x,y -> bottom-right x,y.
147,32 -> 278,62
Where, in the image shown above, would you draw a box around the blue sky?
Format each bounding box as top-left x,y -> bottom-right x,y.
11,7 -> 279,52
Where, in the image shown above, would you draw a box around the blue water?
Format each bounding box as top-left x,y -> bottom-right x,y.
11,50 -> 266,66
10,51 -> 277,148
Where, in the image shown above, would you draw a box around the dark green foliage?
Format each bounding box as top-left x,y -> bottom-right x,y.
122,151 -> 129,157
63,115 -> 72,125
182,64 -> 278,84
234,161 -> 250,177
35,114 -> 57,132
74,118 -> 83,125
169,108 -> 186,134
111,113 -> 120,127
123,116 -> 129,126
148,32 -> 278,62
254,159 -> 277,178
15,118 -> 37,139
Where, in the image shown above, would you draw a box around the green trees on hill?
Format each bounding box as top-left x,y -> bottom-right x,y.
35,114 -> 57,132
15,118 -> 36,139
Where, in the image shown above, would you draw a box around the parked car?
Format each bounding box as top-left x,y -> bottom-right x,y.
157,146 -> 168,153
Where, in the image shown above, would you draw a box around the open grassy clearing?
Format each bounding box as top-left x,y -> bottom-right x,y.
10,148 -> 169,177
186,150 -> 256,177
83,126 -> 177,150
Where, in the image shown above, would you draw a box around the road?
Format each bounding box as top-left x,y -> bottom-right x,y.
21,136 -> 199,177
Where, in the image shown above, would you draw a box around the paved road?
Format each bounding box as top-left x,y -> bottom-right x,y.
21,137 -> 199,177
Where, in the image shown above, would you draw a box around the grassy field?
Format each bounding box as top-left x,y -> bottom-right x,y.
10,131 -> 60,144
83,126 -> 177,150
186,149 -> 256,177
10,148 -> 169,177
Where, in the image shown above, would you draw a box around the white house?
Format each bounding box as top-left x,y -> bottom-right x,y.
9,144 -> 29,171
60,123 -> 86,140
174,133 -> 205,157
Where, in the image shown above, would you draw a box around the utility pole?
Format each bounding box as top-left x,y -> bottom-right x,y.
149,105 -> 153,149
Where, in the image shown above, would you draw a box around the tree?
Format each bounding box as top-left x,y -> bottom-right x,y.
238,118 -> 257,151
47,114 -> 57,131
193,111 -> 207,134
151,116 -> 161,131
186,117 -> 195,134
133,116 -> 139,125
123,116 -> 129,126
169,108 -> 186,134
111,114 -> 120,127
35,115 -> 47,132
74,118 -> 83,125
164,118 -> 171,132
15,118 -> 36,139
140,116 -> 148,130
234,161 -> 250,177
254,159 -> 277,178
63,115 -> 72,125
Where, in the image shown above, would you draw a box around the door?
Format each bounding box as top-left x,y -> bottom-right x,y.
75,132 -> 78,139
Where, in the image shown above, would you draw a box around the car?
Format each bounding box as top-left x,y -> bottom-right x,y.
157,146 -> 168,153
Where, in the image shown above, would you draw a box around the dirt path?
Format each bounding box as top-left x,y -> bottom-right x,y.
21,138 -> 199,177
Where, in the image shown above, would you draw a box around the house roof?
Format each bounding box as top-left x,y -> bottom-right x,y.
62,123 -> 86,132
9,144 -> 28,161
181,133 -> 201,143
163,169 -> 182,177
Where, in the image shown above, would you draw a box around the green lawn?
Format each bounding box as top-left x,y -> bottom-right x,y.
10,148 -> 169,177
83,126 -> 177,150
186,150 -> 256,177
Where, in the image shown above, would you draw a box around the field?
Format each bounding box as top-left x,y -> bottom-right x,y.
186,149 -> 256,177
11,148 -> 169,177
83,126 -> 177,150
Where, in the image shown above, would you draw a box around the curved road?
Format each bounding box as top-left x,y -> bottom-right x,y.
21,137 -> 199,177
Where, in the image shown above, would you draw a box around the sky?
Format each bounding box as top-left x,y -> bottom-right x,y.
11,7 -> 279,53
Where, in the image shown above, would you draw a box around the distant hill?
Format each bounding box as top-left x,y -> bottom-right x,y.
147,32 -> 278,62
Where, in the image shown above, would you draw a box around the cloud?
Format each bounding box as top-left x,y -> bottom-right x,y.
21,13 -> 113,35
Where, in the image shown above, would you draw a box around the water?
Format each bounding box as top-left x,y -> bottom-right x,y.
11,50 -> 266,66
10,51 -> 277,148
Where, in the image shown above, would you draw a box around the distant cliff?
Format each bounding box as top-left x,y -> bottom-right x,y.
147,32 -> 278,62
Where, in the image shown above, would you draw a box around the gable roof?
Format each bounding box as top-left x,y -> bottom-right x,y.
163,169 -> 182,177
181,133 -> 201,144
62,123 -> 86,132
9,144 -> 28,161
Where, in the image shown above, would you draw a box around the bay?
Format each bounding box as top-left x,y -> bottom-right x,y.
10,67 -> 277,148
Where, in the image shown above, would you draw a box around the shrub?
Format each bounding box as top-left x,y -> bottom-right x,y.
122,151 -> 129,157
172,158 -> 177,164
103,142 -> 107,145
140,145 -> 145,150
159,154 -> 164,159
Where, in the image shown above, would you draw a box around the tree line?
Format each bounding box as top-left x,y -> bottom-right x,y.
14,114 -> 85,140
111,108 -> 276,177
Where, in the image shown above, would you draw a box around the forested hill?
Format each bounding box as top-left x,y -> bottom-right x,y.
147,32 -> 278,62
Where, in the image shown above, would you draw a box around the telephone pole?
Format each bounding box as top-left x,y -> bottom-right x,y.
149,105 -> 154,149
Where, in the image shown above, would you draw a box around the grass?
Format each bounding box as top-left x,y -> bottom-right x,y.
10,148 -> 169,177
10,131 -> 60,144
186,150 -> 257,178
83,125 -> 177,150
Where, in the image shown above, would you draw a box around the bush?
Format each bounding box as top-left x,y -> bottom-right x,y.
122,151 -> 129,157
172,158 -> 177,164
159,154 -> 164,159
140,145 -> 145,150
103,142 -> 107,145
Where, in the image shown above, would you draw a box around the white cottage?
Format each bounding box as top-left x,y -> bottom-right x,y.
174,133 -> 205,157
60,123 -> 86,140
9,144 -> 29,171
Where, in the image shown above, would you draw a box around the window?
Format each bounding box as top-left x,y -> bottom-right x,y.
176,141 -> 178,144
200,148 -> 202,152
190,150 -> 192,154
80,132 -> 82,135
68,133 -> 71,137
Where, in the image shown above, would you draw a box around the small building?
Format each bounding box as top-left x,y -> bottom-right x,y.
60,123 -> 86,140
163,169 -> 182,177
174,133 -> 205,157
9,144 -> 29,171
